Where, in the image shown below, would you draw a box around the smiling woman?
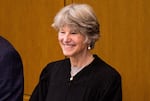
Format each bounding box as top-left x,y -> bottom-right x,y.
29,3 -> 122,101
58,26 -> 87,57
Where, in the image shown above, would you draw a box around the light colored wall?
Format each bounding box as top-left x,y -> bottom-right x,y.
0,0 -> 149,101
73,0 -> 150,101
0,0 -> 64,100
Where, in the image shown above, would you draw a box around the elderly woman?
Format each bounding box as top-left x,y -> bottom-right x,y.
30,3 -> 122,101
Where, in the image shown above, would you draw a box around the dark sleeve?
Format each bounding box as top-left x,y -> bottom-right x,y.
100,73 -> 122,101
29,65 -> 49,101
0,42 -> 24,101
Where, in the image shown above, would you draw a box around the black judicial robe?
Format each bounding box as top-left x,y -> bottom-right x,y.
30,55 -> 122,101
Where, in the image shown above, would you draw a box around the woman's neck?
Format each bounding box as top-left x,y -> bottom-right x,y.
69,53 -> 94,78
70,52 -> 94,68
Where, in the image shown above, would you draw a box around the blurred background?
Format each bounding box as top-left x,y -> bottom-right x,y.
0,0 -> 149,101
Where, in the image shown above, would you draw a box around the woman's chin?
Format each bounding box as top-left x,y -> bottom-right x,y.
63,53 -> 73,57
63,54 -> 71,57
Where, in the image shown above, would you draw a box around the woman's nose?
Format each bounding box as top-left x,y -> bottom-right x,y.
64,34 -> 71,42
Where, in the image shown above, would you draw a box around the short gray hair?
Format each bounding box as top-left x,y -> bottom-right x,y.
52,3 -> 100,49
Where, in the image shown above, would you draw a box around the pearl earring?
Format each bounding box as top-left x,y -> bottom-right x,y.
88,46 -> 91,50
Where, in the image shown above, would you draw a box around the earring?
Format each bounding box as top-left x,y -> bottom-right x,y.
88,46 -> 91,50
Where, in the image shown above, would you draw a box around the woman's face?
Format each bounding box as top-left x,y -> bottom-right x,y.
58,26 -> 88,57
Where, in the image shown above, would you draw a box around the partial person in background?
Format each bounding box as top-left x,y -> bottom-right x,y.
30,3 -> 122,101
0,36 -> 24,101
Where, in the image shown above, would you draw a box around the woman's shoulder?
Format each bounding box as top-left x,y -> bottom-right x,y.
93,54 -> 121,81
39,58 -> 69,79
46,58 -> 69,70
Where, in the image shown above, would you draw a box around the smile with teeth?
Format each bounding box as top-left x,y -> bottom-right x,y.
63,44 -> 76,48
63,44 -> 75,49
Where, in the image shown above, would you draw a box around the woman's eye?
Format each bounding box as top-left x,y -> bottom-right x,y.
60,32 -> 65,34
71,32 -> 77,34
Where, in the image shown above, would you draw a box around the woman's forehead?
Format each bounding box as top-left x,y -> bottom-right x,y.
59,24 -> 79,31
